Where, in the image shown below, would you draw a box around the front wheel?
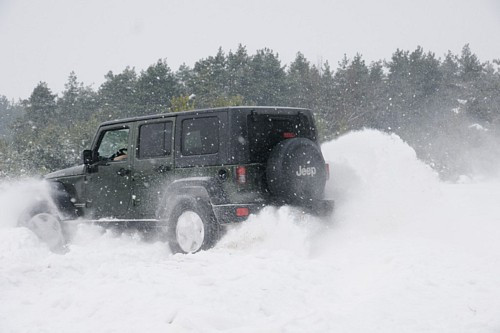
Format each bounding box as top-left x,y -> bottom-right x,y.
18,204 -> 66,252
166,198 -> 220,254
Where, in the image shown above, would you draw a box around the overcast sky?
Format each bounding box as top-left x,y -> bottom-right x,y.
1,0 -> 499,100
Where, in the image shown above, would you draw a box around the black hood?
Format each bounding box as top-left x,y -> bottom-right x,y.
45,165 -> 85,179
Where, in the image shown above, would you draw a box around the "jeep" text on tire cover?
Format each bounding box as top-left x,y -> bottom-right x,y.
296,165 -> 317,177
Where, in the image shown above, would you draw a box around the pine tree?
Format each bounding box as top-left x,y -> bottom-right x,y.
136,59 -> 179,115
246,48 -> 286,105
12,83 -> 66,173
458,44 -> 482,82
98,67 -> 139,119
226,44 -> 251,99
328,54 -> 372,133
285,52 -> 316,108
315,61 -> 336,140
366,61 -> 387,129
175,63 -> 195,97
0,95 -> 23,142
58,72 -> 98,125
22,82 -> 57,127
57,72 -> 100,165
190,47 -> 228,107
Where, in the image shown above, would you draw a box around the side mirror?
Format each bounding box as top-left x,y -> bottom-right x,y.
82,149 -> 94,165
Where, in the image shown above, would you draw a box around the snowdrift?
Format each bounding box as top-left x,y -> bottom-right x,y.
1,129 -> 500,332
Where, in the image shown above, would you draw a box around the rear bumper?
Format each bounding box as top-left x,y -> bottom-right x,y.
212,203 -> 267,224
297,199 -> 335,217
212,199 -> 334,224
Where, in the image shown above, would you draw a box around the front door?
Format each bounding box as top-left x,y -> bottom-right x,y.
85,123 -> 134,219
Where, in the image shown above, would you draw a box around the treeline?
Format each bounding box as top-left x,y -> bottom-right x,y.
1,44 -> 499,178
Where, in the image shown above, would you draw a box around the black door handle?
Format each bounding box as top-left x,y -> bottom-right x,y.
156,165 -> 172,173
117,168 -> 131,177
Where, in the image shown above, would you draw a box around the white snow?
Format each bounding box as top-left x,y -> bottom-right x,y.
1,129 -> 500,332
469,123 -> 489,131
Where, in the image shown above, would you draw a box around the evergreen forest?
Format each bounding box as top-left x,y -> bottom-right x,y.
1,44 -> 499,179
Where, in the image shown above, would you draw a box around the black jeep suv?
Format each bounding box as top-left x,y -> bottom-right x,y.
19,107 -> 333,253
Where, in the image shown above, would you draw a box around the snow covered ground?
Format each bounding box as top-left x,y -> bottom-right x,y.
1,129 -> 500,332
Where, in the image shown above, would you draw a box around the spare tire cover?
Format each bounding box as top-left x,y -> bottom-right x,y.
266,138 -> 327,203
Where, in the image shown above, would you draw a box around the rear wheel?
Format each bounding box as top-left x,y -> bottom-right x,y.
167,198 -> 220,254
176,211 -> 205,253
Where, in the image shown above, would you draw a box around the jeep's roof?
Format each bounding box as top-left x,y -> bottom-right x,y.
99,106 -> 311,127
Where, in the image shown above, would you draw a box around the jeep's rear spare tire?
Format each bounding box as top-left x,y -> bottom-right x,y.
266,138 -> 327,204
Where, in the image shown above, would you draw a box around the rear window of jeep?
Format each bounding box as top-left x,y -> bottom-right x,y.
247,114 -> 313,162
138,122 -> 173,159
182,117 -> 219,155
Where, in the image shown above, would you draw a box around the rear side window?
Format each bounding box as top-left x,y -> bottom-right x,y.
182,117 -> 219,155
247,114 -> 313,162
138,122 -> 173,159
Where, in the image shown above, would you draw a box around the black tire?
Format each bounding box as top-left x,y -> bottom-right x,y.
18,202 -> 66,252
166,197 -> 220,254
266,138 -> 327,204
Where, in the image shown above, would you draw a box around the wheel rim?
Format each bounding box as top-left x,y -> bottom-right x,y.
176,211 -> 205,253
27,213 -> 64,250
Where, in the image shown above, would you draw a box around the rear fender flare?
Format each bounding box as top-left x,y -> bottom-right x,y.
157,177 -> 223,219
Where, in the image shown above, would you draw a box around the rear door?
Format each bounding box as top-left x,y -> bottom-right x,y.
131,118 -> 175,219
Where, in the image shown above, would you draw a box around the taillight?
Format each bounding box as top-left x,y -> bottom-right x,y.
325,163 -> 330,180
283,132 -> 296,139
236,166 -> 247,184
236,207 -> 249,217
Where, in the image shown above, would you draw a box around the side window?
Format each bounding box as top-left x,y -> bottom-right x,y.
182,117 -> 219,156
138,122 -> 173,159
97,128 -> 129,161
